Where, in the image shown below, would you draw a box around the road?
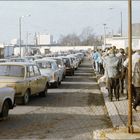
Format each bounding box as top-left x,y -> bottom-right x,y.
0,57 -> 112,139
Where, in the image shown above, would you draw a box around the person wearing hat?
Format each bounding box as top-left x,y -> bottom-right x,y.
104,49 -> 122,101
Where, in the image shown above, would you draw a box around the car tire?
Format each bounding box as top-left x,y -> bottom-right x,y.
39,84 -> 48,97
22,90 -> 30,105
0,100 -> 9,118
70,69 -> 74,76
54,79 -> 59,88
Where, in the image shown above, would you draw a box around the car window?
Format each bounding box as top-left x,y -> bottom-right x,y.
0,65 -> 25,77
28,66 -> 35,77
33,65 -> 40,76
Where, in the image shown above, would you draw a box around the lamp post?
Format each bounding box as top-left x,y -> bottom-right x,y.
26,32 -> 31,56
109,8 -> 123,37
19,14 -> 31,57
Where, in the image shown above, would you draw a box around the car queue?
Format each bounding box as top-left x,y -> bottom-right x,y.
0,51 -> 85,119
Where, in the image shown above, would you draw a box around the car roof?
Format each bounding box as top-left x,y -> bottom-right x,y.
0,62 -> 35,66
35,58 -> 56,63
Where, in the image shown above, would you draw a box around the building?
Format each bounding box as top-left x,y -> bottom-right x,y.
105,36 -> 140,50
132,23 -> 140,36
37,34 -> 53,45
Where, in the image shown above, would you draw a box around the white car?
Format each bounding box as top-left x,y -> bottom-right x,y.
50,57 -> 66,80
35,59 -> 62,88
0,87 -> 15,119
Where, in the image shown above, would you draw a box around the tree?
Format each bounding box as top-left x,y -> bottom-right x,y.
59,33 -> 80,46
58,26 -> 103,46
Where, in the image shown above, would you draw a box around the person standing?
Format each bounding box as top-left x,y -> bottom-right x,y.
104,49 -> 121,101
116,48 -> 127,95
132,58 -> 140,111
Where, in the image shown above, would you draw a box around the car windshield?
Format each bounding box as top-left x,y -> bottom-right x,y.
0,65 -> 25,77
37,62 -> 51,69
54,59 -> 62,66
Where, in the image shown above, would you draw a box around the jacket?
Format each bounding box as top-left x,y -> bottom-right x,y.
133,60 -> 140,87
104,54 -> 121,78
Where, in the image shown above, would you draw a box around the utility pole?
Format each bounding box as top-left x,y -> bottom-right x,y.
128,0 -> 133,133
19,17 -> 22,57
120,11 -> 123,36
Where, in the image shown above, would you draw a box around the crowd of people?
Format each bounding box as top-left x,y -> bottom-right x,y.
90,46 -> 140,111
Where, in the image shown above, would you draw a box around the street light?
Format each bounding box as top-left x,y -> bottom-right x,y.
26,32 -> 31,56
109,8 -> 123,37
19,14 -> 31,57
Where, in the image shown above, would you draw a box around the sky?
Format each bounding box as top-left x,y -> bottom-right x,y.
0,1 -> 140,44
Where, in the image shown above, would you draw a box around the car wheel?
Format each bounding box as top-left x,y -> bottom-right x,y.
0,100 -> 9,118
22,90 -> 30,105
39,84 -> 48,97
71,70 -> 74,76
54,79 -> 59,88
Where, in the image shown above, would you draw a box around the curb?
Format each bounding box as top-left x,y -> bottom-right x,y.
96,74 -> 125,128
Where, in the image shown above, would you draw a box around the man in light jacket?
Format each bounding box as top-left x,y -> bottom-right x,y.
104,49 -> 122,101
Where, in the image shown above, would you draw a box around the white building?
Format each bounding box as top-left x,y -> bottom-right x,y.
105,36 -> 140,50
37,34 -> 53,45
10,38 -> 24,45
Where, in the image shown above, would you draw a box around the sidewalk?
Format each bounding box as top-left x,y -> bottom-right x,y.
93,72 -> 140,139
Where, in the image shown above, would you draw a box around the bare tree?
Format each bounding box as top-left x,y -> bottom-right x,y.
58,26 -> 103,46
59,33 -> 80,46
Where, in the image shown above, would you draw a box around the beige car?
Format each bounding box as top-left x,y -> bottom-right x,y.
0,62 -> 49,105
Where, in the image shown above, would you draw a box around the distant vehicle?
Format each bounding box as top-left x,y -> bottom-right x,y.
0,59 -> 8,63
0,62 -> 48,105
59,56 -> 75,76
0,87 -> 15,119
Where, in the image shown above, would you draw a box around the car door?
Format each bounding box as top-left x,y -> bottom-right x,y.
27,65 -> 38,95
33,65 -> 46,93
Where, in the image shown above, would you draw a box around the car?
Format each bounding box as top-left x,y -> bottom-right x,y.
0,87 -> 15,119
35,59 -> 61,88
0,59 -> 8,63
60,56 -> 75,76
50,57 -> 66,80
0,62 -> 49,105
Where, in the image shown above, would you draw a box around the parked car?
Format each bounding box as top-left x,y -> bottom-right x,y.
0,62 -> 49,105
60,56 -> 75,76
35,59 -> 62,88
0,59 -> 8,63
50,57 -> 66,80
67,54 -> 79,70
0,87 -> 15,119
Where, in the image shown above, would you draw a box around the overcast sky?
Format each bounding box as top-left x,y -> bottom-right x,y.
0,1 -> 140,44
